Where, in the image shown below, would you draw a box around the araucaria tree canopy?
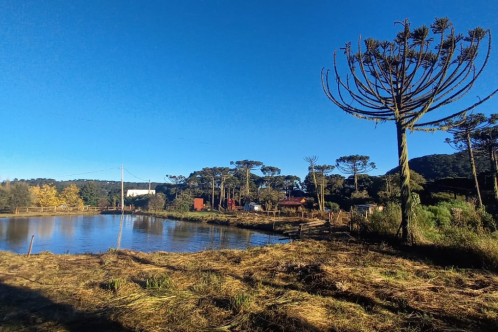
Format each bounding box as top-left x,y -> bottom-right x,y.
322,17 -> 498,242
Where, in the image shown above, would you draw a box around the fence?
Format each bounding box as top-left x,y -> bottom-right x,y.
13,206 -> 133,214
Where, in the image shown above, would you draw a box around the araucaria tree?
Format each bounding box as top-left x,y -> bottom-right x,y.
322,18 -> 498,242
472,124 -> 498,201
445,113 -> 497,208
335,155 -> 375,193
230,160 -> 263,202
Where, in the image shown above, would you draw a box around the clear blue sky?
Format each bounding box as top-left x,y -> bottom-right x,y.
1,0 -> 498,183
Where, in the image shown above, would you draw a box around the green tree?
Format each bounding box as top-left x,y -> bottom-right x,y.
322,18 -> 498,242
315,165 -> 335,211
9,182 -> 32,213
283,175 -> 301,198
217,167 -> 232,210
230,160 -> 263,202
165,174 -> 186,199
148,193 -> 166,212
472,125 -> 498,201
304,156 -> 323,211
336,155 -> 376,193
171,191 -> 192,213
445,114 -> 497,208
80,181 -> 100,206
0,181 -> 11,211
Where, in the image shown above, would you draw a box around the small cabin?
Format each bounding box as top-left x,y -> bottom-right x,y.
278,197 -> 306,211
355,204 -> 383,215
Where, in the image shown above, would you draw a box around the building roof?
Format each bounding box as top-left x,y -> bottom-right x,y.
278,197 -> 306,206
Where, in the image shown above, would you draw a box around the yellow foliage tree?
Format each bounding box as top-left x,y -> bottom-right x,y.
30,184 -> 61,207
60,184 -> 84,209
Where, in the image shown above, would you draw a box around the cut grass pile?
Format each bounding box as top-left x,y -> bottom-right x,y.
1,240 -> 497,331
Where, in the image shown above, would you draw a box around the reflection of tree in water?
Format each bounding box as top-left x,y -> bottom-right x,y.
132,216 -> 163,235
59,217 -> 75,237
5,218 -> 30,248
34,217 -> 55,239
167,221 -> 198,241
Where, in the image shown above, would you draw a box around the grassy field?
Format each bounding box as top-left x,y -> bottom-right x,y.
1,240 -> 497,331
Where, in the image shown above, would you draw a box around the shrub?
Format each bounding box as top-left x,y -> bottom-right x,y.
325,201 -> 340,212
367,203 -> 401,236
426,205 -> 452,227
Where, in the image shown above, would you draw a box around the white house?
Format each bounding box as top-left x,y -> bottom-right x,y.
126,189 -> 155,197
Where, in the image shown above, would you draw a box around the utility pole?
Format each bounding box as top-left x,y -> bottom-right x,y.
148,180 -> 151,194
121,165 -> 124,213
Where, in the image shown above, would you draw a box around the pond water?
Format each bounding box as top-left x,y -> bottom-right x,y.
0,214 -> 288,254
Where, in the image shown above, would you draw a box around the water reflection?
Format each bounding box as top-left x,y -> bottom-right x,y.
117,213 -> 124,250
133,215 -> 163,235
0,215 -> 288,254
5,219 -> 30,248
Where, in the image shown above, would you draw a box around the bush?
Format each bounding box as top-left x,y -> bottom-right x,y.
367,203 -> 401,236
325,201 -> 340,212
426,205 -> 452,227
436,227 -> 498,270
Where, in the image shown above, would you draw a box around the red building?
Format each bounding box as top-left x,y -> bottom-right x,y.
194,198 -> 204,211
278,197 -> 306,211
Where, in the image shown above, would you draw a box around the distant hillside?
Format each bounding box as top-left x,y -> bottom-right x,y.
8,178 -> 163,196
386,152 -> 490,181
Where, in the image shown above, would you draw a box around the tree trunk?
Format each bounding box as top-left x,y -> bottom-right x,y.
321,176 -> 326,211
211,179 -> 215,209
466,134 -> 483,208
354,173 -> 358,192
219,180 -> 224,211
397,123 -> 411,243
490,148 -> 498,201
246,169 -> 250,199
310,167 -> 322,211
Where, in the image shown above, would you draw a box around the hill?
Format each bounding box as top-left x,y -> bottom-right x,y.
386,152 -> 490,181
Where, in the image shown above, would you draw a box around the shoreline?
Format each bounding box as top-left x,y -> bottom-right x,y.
0,210 -> 102,219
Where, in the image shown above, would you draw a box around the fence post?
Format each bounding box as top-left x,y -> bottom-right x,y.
27,235 -> 35,256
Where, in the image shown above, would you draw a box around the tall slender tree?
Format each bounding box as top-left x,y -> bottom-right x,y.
322,18 -> 498,242
445,113 -> 497,208
165,174 -> 186,199
315,165 -> 335,211
217,167 -> 232,210
472,125 -> 498,201
304,156 -> 323,211
197,167 -> 220,209
230,160 -> 263,202
336,155 -> 376,193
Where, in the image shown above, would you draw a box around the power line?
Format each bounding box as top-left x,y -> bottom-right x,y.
123,167 -> 148,182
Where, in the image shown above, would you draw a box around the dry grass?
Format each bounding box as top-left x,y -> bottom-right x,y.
1,240 -> 497,331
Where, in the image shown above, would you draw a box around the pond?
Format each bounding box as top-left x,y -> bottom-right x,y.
0,214 -> 288,254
